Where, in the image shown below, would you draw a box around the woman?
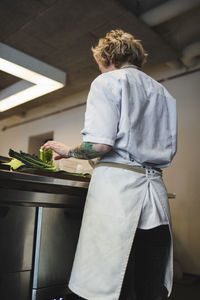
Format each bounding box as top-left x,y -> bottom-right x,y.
43,29 -> 177,300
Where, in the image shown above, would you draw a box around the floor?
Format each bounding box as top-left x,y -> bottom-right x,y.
163,274 -> 200,300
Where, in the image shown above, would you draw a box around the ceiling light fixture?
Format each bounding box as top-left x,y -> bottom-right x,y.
0,42 -> 66,112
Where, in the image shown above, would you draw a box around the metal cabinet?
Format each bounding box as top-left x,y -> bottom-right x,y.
32,206 -> 84,300
0,271 -> 32,300
0,170 -> 88,300
0,205 -> 36,300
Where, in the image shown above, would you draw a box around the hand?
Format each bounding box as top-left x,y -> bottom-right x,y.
42,140 -> 71,160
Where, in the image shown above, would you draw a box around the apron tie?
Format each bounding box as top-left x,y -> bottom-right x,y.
95,162 -> 162,176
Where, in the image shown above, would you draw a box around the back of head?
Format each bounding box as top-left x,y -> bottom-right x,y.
92,29 -> 148,69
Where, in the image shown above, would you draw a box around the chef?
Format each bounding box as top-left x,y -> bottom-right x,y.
42,29 -> 177,300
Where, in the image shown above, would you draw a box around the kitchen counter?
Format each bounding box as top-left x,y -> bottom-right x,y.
0,169 -> 89,207
0,169 -> 88,300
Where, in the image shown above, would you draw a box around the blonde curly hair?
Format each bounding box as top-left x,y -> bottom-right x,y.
92,29 -> 148,69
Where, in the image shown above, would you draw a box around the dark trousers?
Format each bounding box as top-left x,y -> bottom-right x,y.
119,224 -> 171,300
70,225 -> 171,300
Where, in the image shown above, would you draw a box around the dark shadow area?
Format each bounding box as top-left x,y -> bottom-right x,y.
163,274 -> 200,300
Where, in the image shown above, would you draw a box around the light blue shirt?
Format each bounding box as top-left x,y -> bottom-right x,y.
82,66 -> 177,168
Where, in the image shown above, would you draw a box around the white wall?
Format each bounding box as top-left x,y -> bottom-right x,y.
0,89 -> 91,173
162,70 -> 200,275
0,70 -> 200,274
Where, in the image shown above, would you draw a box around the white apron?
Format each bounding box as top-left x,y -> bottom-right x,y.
68,165 -> 173,300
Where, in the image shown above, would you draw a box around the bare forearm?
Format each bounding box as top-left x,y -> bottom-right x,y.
69,142 -> 111,160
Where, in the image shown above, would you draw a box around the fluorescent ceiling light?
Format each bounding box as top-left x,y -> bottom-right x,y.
0,42 -> 66,112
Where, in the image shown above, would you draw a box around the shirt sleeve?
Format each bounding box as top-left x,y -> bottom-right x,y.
81,73 -> 120,146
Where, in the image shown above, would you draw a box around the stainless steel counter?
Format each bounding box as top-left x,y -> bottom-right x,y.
0,169 -> 89,207
0,169 -> 88,300
0,169 -> 89,192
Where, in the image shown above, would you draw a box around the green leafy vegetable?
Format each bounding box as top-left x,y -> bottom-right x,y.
3,158 -> 24,170
8,149 -> 91,178
9,149 -> 59,171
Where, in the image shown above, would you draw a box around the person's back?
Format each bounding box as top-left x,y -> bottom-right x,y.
87,66 -> 177,168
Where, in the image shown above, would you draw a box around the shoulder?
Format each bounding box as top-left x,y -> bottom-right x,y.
92,71 -> 117,85
91,70 -> 125,88
137,70 -> 175,99
148,77 -> 176,103
89,71 -> 123,100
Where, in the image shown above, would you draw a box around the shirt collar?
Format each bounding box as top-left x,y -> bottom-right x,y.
120,64 -> 138,69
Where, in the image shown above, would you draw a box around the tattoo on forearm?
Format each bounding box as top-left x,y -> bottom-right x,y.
69,142 -> 104,160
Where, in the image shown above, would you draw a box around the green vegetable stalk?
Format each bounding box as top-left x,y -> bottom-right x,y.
5,149 -> 91,178
40,148 -> 53,165
8,149 -> 59,171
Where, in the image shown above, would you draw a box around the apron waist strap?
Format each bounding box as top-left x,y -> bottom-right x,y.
95,162 -> 162,176
95,162 -> 145,174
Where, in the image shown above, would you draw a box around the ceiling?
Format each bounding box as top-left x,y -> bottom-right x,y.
0,0 -> 199,121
